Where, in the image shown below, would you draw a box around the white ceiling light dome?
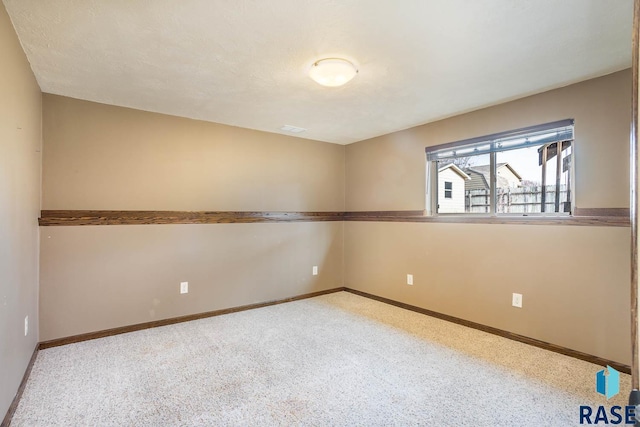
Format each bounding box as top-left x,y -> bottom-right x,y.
309,58 -> 358,87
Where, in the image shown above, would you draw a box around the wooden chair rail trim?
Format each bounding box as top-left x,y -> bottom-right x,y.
39,209 -> 629,227
39,210 -> 346,226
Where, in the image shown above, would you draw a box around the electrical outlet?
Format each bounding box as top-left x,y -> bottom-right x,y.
24,316 -> 28,336
407,274 -> 414,285
512,293 -> 523,308
180,282 -> 189,294
312,266 -> 318,276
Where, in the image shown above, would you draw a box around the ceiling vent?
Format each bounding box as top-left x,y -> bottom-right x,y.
280,125 -> 307,134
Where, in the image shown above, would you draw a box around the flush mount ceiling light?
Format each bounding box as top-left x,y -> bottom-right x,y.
309,58 -> 358,87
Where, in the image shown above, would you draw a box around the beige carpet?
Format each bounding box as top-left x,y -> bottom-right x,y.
10,291 -> 631,426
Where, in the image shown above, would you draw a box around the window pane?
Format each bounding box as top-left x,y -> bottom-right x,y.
495,142 -> 571,214
428,121 -> 573,216
437,154 -> 489,213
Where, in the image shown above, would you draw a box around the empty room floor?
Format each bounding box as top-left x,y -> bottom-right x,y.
10,292 -> 628,426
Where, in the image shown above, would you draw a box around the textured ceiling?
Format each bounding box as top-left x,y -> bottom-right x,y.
3,0 -> 633,144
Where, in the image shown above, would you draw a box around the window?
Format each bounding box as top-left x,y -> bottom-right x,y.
444,181 -> 452,198
426,119 -> 574,215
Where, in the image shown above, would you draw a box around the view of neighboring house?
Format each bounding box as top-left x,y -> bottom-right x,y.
437,162 -> 524,213
437,164 -> 470,213
463,163 -> 523,191
463,163 -> 524,213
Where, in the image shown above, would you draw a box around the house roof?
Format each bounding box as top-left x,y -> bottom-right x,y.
438,164 -> 470,180
2,0 -> 632,145
463,163 -> 522,190
473,163 -> 523,180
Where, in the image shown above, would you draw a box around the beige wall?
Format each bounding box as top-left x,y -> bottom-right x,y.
345,222 -> 629,363
347,70 -> 630,211
40,222 -> 343,341
40,95 -> 345,341
42,95 -> 345,211
0,3 -> 42,419
345,70 -> 632,364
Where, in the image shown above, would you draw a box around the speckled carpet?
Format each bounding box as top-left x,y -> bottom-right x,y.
10,291 -> 630,426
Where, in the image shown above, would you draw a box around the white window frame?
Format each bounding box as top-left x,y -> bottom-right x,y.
425,119 -> 575,216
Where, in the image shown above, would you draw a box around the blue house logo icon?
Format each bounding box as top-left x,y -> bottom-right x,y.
596,366 -> 620,399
